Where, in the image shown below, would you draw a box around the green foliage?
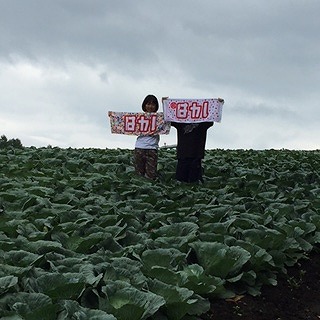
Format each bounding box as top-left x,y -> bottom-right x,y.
0,135 -> 23,149
0,147 -> 319,319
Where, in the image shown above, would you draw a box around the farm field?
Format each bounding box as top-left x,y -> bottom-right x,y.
0,147 -> 319,319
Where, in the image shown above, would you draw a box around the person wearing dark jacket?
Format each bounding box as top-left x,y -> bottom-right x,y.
171,121 -> 213,183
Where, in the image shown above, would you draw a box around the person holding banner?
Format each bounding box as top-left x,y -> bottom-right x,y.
171,122 -> 213,183
134,94 -> 160,180
169,97 -> 224,183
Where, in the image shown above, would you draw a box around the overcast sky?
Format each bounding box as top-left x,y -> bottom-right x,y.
1,0 -> 319,150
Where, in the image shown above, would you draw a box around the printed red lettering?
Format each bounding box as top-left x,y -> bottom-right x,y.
175,101 -> 209,120
176,103 -> 188,119
137,114 -> 158,132
124,115 -> 136,132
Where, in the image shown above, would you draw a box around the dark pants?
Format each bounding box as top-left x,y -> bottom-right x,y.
176,158 -> 203,183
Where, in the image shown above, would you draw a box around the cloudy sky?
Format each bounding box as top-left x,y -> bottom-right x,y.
1,0 -> 319,150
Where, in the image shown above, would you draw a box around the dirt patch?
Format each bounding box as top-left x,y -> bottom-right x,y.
204,250 -> 320,320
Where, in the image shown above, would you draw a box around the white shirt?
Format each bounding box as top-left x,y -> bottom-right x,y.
135,135 -> 159,149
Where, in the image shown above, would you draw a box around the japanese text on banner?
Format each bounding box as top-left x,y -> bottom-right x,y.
163,98 -> 224,123
108,111 -> 171,135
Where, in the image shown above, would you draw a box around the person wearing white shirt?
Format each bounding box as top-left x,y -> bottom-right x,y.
134,95 -> 160,180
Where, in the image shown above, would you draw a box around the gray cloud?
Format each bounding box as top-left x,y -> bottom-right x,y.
0,0 -> 319,149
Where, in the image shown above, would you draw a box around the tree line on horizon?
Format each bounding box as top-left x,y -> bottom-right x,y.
0,135 -> 23,149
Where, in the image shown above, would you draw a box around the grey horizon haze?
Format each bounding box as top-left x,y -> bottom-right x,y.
1,0 -> 319,150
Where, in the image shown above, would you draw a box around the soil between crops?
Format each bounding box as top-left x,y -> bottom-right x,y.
203,249 -> 320,320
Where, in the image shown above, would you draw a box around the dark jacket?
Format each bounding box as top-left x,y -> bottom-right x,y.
171,122 -> 213,159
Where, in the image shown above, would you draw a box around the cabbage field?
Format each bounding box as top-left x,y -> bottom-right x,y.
0,147 -> 320,319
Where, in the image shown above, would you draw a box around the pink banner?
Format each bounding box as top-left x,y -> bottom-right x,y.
163,98 -> 224,123
108,111 -> 171,135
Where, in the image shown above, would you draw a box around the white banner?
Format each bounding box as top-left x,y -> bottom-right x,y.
162,98 -> 224,123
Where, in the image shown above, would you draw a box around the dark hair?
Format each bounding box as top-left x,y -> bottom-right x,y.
142,94 -> 159,112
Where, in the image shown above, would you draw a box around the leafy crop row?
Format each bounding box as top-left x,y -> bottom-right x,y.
0,147 -> 319,319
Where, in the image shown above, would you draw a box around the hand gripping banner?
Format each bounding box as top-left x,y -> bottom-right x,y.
108,111 -> 171,135
162,98 -> 224,123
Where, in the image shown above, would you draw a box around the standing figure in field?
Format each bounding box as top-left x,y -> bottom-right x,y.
171,97 -> 224,183
134,94 -> 160,180
171,122 -> 213,183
